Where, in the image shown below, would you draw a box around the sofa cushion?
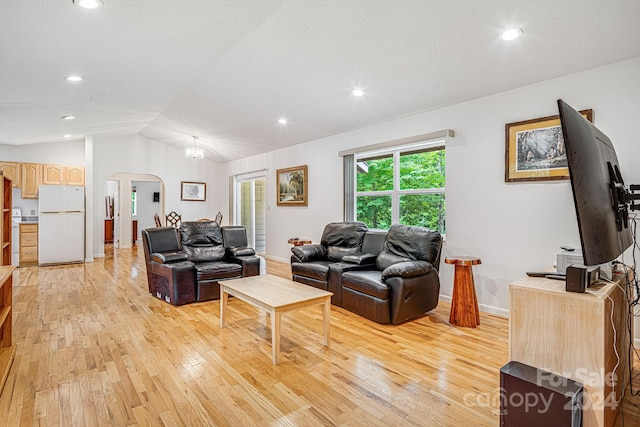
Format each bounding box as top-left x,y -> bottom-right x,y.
181,221 -> 224,245
291,244 -> 326,262
341,270 -> 390,300
321,222 -> 368,261
194,261 -> 242,281
145,227 -> 180,253
376,224 -> 442,270
381,260 -> 433,280
376,251 -> 411,271
291,260 -> 332,282
183,244 -> 225,262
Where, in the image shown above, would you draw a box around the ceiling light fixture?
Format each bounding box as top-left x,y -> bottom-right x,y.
278,118 -> 288,125
61,115 -> 76,120
62,134 -> 73,138
73,0 -> 104,9
185,135 -> 204,160
64,75 -> 85,82
499,27 -> 523,41
351,88 -> 365,97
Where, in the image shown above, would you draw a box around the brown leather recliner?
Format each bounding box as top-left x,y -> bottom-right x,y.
290,222 -> 370,305
142,221 -> 260,305
290,222 -> 442,324
341,224 -> 442,324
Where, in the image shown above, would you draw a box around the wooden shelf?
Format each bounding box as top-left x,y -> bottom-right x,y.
0,173 -> 14,397
0,346 -> 16,396
0,306 -> 9,329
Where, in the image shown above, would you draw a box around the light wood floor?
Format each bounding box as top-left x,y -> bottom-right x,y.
1,243 -> 640,426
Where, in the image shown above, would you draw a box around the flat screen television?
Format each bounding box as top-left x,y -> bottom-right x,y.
557,99 -> 633,266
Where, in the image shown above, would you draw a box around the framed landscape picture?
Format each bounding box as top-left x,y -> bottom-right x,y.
277,165 -> 308,206
505,109 -> 593,182
180,181 -> 206,201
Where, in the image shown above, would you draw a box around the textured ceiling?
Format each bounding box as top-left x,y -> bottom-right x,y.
1,0 -> 639,162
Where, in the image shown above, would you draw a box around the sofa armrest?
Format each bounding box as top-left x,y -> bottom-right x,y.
381,260 -> 434,280
151,251 -> 189,264
342,253 -> 377,266
229,255 -> 260,277
291,244 -> 326,262
226,246 -> 255,257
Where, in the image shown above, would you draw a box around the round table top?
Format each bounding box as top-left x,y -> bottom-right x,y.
445,256 -> 481,266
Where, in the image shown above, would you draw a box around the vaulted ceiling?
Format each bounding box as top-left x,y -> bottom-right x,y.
1,1 -> 639,162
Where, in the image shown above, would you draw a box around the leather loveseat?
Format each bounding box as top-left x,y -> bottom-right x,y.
291,222 -> 442,324
142,220 -> 260,305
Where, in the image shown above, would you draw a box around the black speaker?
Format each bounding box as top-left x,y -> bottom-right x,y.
500,361 -> 582,427
566,264 -> 600,293
153,192 -> 160,202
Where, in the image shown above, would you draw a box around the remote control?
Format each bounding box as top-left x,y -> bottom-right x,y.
526,271 -> 552,277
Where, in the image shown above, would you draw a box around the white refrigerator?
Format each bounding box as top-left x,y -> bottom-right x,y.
38,185 -> 85,265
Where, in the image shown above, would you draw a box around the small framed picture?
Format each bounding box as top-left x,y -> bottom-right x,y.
505,109 -> 593,182
276,165 -> 308,206
180,181 -> 206,201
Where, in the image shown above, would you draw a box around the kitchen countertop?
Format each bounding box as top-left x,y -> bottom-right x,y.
18,217 -> 38,224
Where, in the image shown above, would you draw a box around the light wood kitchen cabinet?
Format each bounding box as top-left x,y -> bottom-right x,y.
42,164 -> 65,185
0,162 -> 21,188
42,164 -> 85,186
65,166 -> 85,186
19,223 -> 38,266
21,163 -> 42,199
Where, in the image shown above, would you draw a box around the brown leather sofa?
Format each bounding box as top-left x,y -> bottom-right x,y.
142,221 -> 260,305
291,222 -> 442,324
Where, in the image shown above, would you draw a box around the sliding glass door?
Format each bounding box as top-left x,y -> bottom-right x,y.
235,175 -> 266,254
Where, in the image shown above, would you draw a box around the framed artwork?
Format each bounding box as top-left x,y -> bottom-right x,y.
505,109 -> 593,182
180,181 -> 206,201
276,165 -> 308,206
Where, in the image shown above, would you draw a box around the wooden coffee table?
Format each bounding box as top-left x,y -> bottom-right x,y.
220,274 -> 333,364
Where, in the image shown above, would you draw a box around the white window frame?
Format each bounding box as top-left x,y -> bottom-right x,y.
352,139 -> 446,231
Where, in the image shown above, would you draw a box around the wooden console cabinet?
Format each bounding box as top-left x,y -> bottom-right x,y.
104,219 -> 114,243
510,274 -> 631,427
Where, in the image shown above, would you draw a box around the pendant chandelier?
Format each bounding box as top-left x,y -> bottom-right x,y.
185,135 -> 204,160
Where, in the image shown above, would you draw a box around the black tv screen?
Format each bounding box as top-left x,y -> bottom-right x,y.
558,99 -> 633,266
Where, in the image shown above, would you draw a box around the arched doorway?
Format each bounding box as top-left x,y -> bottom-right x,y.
104,173 -> 164,250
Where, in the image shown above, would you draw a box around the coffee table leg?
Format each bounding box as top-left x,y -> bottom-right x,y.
220,287 -> 228,328
271,309 -> 281,364
322,297 -> 331,346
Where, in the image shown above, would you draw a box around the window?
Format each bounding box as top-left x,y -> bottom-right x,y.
131,187 -> 137,216
353,140 -> 445,233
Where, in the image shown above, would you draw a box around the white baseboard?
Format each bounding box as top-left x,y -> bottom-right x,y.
266,254 -> 289,264
439,294 -> 509,318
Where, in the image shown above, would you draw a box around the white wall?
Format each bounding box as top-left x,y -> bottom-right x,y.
0,140 -> 85,165
90,134 -> 223,256
223,56 -> 640,316
133,180 -> 162,239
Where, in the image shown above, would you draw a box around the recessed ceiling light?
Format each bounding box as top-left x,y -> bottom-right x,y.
278,118 -> 288,125
61,115 -> 76,120
351,88 -> 365,97
62,134 -> 73,138
499,28 -> 523,41
64,75 -> 85,82
73,0 -> 103,9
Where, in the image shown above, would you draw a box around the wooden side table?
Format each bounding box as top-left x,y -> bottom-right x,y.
445,256 -> 481,328
288,238 -> 312,246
